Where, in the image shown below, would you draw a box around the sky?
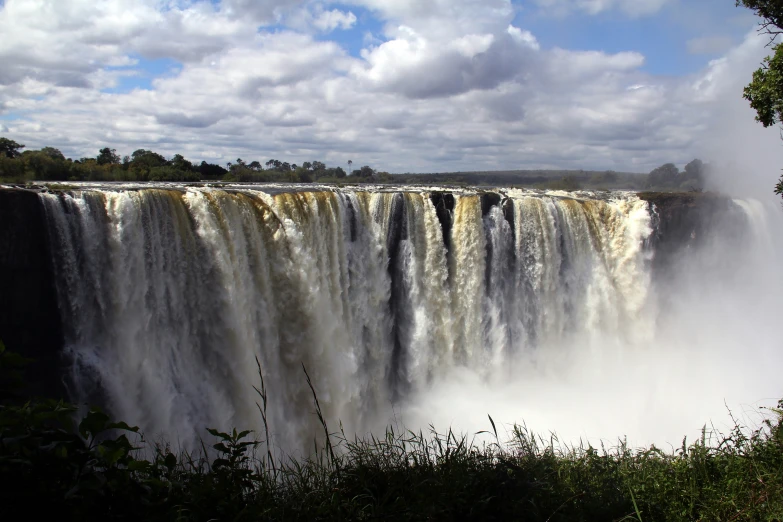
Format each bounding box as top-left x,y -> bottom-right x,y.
1,0 -> 782,179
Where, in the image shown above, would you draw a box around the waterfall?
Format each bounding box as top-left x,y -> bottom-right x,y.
37,186 -> 780,451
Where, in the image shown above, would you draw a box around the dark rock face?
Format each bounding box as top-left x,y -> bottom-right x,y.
637,192 -> 746,276
430,192 -> 455,252
0,188 -> 65,398
480,192 -> 501,216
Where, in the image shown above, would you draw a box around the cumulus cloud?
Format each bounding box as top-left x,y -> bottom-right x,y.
0,0 -> 261,92
352,26 -> 539,99
0,0 -> 780,192
687,36 -> 736,55
312,8 -> 357,32
219,0 -> 307,23
349,0 -> 515,40
535,0 -> 672,17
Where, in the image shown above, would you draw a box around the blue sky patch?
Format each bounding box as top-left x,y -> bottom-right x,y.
313,4 -> 386,57
0,111 -> 22,122
102,57 -> 181,94
516,0 -> 757,76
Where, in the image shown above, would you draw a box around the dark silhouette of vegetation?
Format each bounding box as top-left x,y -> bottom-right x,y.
0,137 -> 708,192
1,339 -> 782,521
737,0 -> 783,197
646,160 -> 706,191
0,139 -> 371,185
0,138 -> 25,158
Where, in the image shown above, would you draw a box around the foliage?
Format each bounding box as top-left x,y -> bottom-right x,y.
737,0 -> 783,196
737,0 -> 783,33
0,137 -> 25,159
645,160 -> 706,191
356,165 -> 375,178
0,138 -> 369,185
743,45 -> 783,129
0,153 -> 26,182
0,135 -> 715,191
648,162 -> 679,186
97,147 -> 121,166
1,342 -> 782,520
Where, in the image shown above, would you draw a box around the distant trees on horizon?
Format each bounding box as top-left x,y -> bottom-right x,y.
0,138 -> 387,184
646,159 -> 705,191
0,136 -> 704,191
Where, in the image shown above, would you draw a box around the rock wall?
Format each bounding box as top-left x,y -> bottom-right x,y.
638,192 -> 745,275
0,188 -> 65,398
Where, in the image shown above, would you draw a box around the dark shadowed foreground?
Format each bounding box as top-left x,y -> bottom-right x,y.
2,343 -> 782,522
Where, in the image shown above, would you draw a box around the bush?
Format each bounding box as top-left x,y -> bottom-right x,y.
2,342 -> 782,521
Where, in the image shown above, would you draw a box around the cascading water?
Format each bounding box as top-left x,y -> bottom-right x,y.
37,185 -> 783,452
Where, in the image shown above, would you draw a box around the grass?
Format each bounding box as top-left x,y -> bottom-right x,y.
2,342 -> 782,521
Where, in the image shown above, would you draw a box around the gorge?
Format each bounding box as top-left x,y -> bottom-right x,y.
0,184 -> 781,454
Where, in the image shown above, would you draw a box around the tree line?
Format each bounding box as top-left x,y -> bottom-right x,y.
0,136 -> 708,191
0,138 -> 389,184
645,159 -> 706,191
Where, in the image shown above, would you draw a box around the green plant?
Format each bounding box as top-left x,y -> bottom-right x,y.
1,342 -> 782,521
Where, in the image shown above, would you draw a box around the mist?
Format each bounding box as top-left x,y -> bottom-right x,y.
398,197 -> 783,448
394,27 -> 783,445
698,30 -> 783,200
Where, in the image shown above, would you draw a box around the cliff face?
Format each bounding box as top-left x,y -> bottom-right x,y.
637,192 -> 745,275
0,188 -> 65,398
0,187 -> 742,400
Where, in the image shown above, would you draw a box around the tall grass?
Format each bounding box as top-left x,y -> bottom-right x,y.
2,343 -> 782,521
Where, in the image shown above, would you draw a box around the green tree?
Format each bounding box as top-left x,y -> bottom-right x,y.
0,155 -> 25,181
129,150 -> 167,179
168,153 -> 193,171
21,151 -> 68,180
294,166 -> 313,182
737,0 -> 783,196
0,137 -> 25,158
647,163 -> 679,188
376,171 -> 393,183
131,149 -> 166,166
96,147 -> 120,165
198,161 -> 228,179
312,161 -> 326,172
40,147 -> 65,161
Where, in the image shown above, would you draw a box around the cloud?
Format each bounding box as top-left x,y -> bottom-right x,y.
219,0 -> 307,24
687,36 -> 736,55
348,0 -> 515,39
312,9 -> 357,32
507,26 -> 540,50
535,0 -> 672,17
0,0 -> 780,192
0,0 -> 263,92
155,112 -> 222,129
352,27 -> 539,99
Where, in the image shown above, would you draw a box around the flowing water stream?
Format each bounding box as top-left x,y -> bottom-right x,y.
38,185 -> 783,452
